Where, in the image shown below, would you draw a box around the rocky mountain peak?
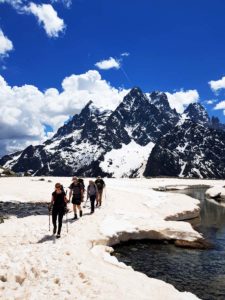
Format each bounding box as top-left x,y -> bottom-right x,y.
120,87 -> 148,111
148,91 -> 172,113
184,102 -> 210,124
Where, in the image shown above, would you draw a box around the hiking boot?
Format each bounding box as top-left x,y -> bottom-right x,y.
79,210 -> 83,217
72,214 -> 77,220
56,234 -> 60,239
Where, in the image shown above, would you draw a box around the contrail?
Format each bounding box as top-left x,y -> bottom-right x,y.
120,64 -> 132,85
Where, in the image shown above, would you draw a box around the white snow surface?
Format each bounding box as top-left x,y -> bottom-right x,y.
1,177 -> 223,299
100,140 -> 155,177
206,186 -> 225,200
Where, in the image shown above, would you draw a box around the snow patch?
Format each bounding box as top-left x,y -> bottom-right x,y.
100,141 -> 155,177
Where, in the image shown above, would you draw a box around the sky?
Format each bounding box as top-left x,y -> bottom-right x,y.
1,0 -> 225,156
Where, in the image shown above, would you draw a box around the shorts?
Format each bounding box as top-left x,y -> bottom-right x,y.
72,196 -> 82,205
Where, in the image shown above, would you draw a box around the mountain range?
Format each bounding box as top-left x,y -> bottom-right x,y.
1,87 -> 225,178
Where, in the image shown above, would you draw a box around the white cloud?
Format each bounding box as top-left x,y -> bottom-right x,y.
214,100 -> 225,110
0,29 -> 13,57
209,76 -> 225,92
166,90 -> 199,113
95,57 -> 120,70
121,52 -> 130,57
0,70 -> 128,155
25,3 -> 65,37
205,99 -> 217,105
0,0 -> 22,7
51,0 -> 72,8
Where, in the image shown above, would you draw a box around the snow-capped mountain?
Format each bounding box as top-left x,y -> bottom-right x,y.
1,87 -> 225,178
144,117 -> 225,179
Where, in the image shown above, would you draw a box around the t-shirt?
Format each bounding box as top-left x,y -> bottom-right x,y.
52,191 -> 66,209
95,179 -> 105,191
88,184 -> 97,196
69,182 -> 83,198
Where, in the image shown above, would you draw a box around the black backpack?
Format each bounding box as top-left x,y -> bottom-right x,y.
72,182 -> 82,197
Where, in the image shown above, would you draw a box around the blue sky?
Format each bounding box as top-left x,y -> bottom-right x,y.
1,0 -> 225,155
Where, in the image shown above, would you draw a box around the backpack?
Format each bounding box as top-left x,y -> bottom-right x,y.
88,184 -> 97,196
72,183 -> 82,197
78,178 -> 85,190
95,179 -> 104,190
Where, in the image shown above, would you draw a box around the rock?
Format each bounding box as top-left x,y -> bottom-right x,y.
175,238 -> 213,249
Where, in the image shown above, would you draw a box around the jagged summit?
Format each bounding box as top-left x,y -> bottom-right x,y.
149,91 -> 171,111
184,102 -> 210,124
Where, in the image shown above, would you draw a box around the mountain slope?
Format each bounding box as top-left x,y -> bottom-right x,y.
144,119 -> 225,178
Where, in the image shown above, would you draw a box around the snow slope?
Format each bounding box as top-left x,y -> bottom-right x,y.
100,141 -> 155,177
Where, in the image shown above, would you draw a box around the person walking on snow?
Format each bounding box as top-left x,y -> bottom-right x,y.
69,177 -> 84,220
50,182 -> 68,238
87,180 -> 98,214
95,176 -> 105,207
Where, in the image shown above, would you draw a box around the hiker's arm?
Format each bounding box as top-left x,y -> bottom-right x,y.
64,194 -> 68,203
51,195 -> 54,205
95,184 -> 99,197
68,189 -> 72,202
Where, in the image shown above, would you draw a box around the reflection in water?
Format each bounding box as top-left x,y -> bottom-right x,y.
113,186 -> 225,300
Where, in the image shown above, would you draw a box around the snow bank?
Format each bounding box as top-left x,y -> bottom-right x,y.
205,186 -> 225,200
0,177 -> 215,299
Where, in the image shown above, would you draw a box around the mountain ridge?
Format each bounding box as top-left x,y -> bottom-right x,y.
1,87 -> 225,178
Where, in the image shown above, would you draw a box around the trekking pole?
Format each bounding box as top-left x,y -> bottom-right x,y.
48,204 -> 51,232
66,210 -> 68,233
65,189 -> 68,233
83,196 -> 89,208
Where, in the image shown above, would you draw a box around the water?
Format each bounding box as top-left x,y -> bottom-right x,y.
113,186 -> 225,300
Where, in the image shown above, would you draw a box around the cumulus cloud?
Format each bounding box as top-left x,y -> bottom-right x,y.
0,70 -> 128,156
0,29 -> 13,57
214,100 -> 225,110
25,3 -> 65,37
0,1 -> 66,38
209,76 -> 225,92
95,57 -> 120,70
166,90 -> 199,113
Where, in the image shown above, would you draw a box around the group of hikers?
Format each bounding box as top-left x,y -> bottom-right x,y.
49,176 -> 106,238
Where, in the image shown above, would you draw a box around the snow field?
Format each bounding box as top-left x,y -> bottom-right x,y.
1,177 -> 223,299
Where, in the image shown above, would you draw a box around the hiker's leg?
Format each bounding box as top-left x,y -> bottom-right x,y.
77,204 -> 82,217
52,209 -> 57,233
99,190 -> 103,206
73,204 -> 77,219
57,211 -> 64,235
96,191 -> 100,206
90,195 -> 95,213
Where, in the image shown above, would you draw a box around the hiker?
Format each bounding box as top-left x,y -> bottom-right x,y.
50,182 -> 68,238
69,177 -> 84,220
95,176 -> 105,207
87,180 -> 98,214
